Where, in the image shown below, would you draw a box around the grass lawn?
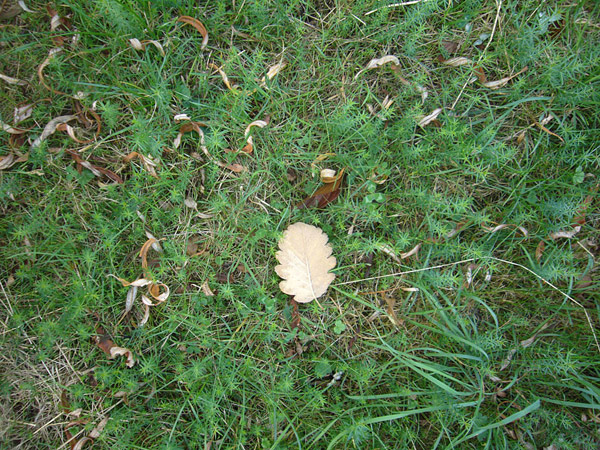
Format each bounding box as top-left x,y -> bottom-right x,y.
1,0 -> 599,448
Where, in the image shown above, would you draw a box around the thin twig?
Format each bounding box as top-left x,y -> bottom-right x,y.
336,255 -> 600,353
365,0 -> 428,16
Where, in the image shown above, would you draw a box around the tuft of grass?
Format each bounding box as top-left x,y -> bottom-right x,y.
1,0 -> 599,448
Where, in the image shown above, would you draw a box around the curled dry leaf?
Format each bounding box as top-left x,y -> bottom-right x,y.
535,241 -> 545,262
129,38 -> 165,56
208,63 -> 237,90
65,150 -> 123,184
89,417 -> 109,439
31,114 -> 77,149
549,226 -> 581,240
298,168 -> 345,209
124,152 -> 159,179
177,15 -> 208,50
275,222 -> 336,303
417,108 -> 443,127
241,119 -> 268,153
482,223 -> 529,237
0,73 -> 27,85
320,168 -> 341,184
1,120 -> 30,135
38,48 -> 69,96
0,153 -> 28,170
355,55 -> 399,79
174,113 -> 191,122
260,62 -> 287,87
482,66 -> 528,89
95,331 -> 135,368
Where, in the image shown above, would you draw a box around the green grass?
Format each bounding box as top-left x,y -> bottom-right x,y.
1,0 -> 599,448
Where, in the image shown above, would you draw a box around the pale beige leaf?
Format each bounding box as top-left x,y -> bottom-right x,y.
417,108 -> 442,127
31,114 -> 77,149
355,55 -> 399,79
274,222 -> 336,303
482,66 -> 528,89
442,57 -> 473,67
14,103 -> 33,124
0,73 -> 27,85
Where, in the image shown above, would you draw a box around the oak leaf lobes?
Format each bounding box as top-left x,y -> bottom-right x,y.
275,222 -> 336,303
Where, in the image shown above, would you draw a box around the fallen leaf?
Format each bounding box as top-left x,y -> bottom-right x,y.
0,73 -> 27,85
129,38 -> 165,56
177,15 -> 208,50
260,62 -> 287,87
1,120 -> 30,135
30,115 -> 77,148
355,55 -> 400,79
38,47 -> 69,96
275,222 -> 336,303
442,56 -> 473,67
0,153 -> 28,170
482,66 -> 528,89
72,437 -> 93,450
241,119 -> 269,153
473,66 -> 487,83
482,223 -> 529,237
95,330 -> 135,368
65,150 -> 123,184
123,151 -> 159,178
13,103 -> 33,124
320,168 -> 342,184
174,113 -> 191,122
549,226 -> 581,240
201,280 -> 214,296
417,108 -> 443,127
298,169 -> 345,209
400,243 -> 421,260
442,40 -> 459,53
174,121 -> 247,173
208,63 -> 237,90
184,197 -> 197,209
384,295 -> 402,326
89,417 -> 109,439
535,241 -> 545,262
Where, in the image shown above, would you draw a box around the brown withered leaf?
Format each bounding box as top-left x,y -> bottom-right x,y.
124,151 -> 159,179
298,169 -> 345,209
66,150 -> 123,184
94,328 -> 135,368
208,63 -> 237,90
535,241 -> 545,262
241,119 -> 269,154
177,15 -> 208,49
275,222 -> 336,303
